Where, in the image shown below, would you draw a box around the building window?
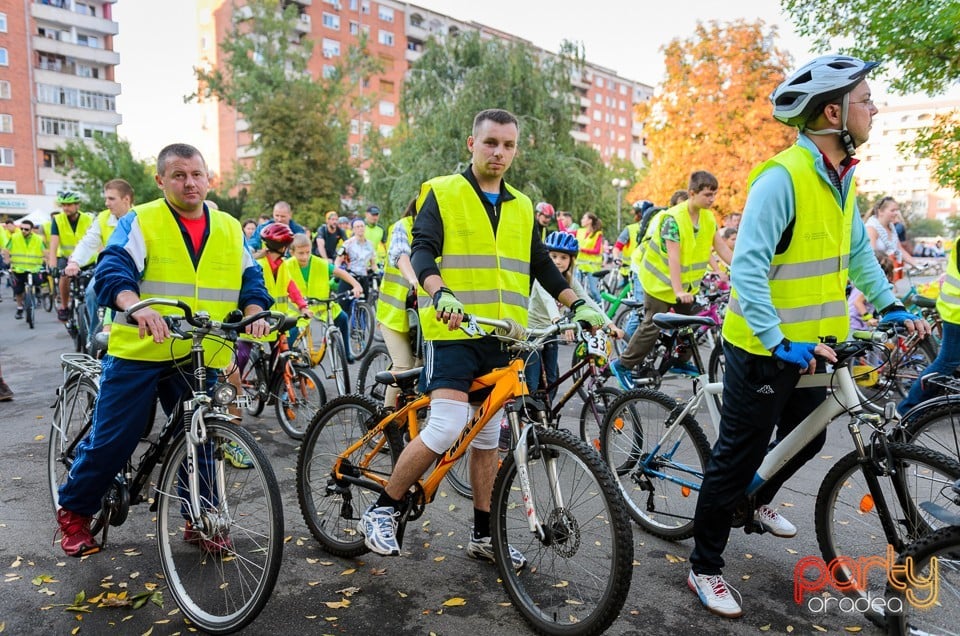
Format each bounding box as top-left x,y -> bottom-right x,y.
350,143 -> 359,158
43,150 -> 57,168
619,100 -> 626,111
378,30 -> 393,46
76,64 -> 101,79
0,114 -> 11,133
0,181 -> 15,194
593,127 -> 600,137
349,20 -> 359,35
349,0 -> 358,9
410,13 -> 423,27
350,119 -> 359,134
0,13 -> 6,33
378,100 -> 395,116
0,48 -> 7,66
75,2 -> 96,16
379,124 -> 393,137
76,34 -> 100,48
380,79 -> 395,94
618,116 -> 627,127
0,148 -> 13,166
362,121 -> 371,134
39,117 -> 80,137
322,13 -> 339,29
595,77 -> 603,88
361,1 -> 370,15
322,64 -> 336,79
594,94 -> 602,104
322,38 -> 341,57
0,80 -> 10,99
592,111 -> 601,121
378,6 -> 394,22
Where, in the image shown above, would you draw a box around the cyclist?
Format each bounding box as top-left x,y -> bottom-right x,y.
375,198 -> 422,408
575,212 -> 604,304
358,108 -> 605,565
613,199 -> 655,337
610,171 -> 733,388
247,201 -> 307,258
64,179 -> 135,347
314,210 -> 347,260
534,201 -> 555,241
336,218 -> 378,349
48,191 -> 94,322
363,205 -> 388,269
528,231 -> 622,399
687,55 -> 928,618
2,220 -> 45,320
54,143 -> 273,558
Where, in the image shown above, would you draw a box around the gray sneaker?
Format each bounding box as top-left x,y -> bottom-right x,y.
358,506 -> 400,556
467,536 -> 527,570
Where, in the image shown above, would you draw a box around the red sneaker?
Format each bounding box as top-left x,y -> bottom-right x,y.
183,521 -> 233,555
56,509 -> 101,557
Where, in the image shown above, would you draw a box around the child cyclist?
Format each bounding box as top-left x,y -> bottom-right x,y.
283,233 -> 362,353
527,231 -> 623,398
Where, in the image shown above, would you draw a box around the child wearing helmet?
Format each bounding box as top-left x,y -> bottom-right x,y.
526,231 -> 622,399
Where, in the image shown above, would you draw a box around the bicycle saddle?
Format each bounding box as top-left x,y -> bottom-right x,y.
909,294 -> 936,309
652,313 -> 716,330
375,367 -> 422,391
620,298 -> 643,309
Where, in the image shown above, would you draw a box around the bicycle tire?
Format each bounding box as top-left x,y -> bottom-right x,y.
855,338 -> 938,415
155,419 -> 282,635
900,397 -> 960,461
706,340 -> 725,413
569,347 -> 611,403
600,387 -> 710,539
814,442 -> 960,607
578,386 -> 621,451
356,342 -> 392,404
49,375 -> 99,515
348,302 -> 375,360
275,364 -> 326,441
25,287 -> 35,329
240,355 -> 266,417
613,306 -> 638,356
297,394 -> 401,557
74,305 -> 89,353
42,286 -> 54,312
324,329 -> 351,396
491,426 -> 633,635
885,525 -> 960,636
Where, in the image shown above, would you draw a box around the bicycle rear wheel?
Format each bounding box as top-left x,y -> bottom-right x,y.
600,388 -> 711,540
578,385 -> 620,452
297,395 -> 401,557
155,419 -> 282,635
320,330 -> 351,396
239,355 -> 265,417
814,443 -> 960,608
49,375 -> 99,514
356,342 -> 392,403
491,427 -> 633,635
886,525 -> 960,636
275,363 -> 326,440
42,285 -> 54,312
348,302 -> 375,360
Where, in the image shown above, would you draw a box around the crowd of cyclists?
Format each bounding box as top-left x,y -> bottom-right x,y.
1,51 -> 958,632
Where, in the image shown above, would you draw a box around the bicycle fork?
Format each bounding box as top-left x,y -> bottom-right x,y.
182,405 -> 231,536
505,400 -> 561,544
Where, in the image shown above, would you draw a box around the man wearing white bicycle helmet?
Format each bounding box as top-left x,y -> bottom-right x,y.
688,55 -> 929,618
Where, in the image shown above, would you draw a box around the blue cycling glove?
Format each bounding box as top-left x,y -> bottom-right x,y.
772,339 -> 816,370
878,304 -> 921,329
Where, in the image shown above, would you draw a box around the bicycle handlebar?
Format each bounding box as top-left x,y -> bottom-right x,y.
460,313 -> 602,350
123,297 -> 293,339
305,291 -> 365,305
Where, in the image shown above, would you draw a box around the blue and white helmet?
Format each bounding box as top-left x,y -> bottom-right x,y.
771,55 -> 878,128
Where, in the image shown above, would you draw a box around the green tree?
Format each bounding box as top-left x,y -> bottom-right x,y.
54,135 -> 156,210
192,0 -> 375,229
782,0 -> 960,191
363,33 -> 614,227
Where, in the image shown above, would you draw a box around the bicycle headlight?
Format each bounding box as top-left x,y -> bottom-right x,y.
212,382 -> 238,407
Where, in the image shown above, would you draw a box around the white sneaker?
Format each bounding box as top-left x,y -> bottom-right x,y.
687,569 -> 743,618
755,504 -> 797,538
467,536 -> 527,570
358,505 -> 400,556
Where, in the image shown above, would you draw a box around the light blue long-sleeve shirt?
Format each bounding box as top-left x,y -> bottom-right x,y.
731,133 -> 897,350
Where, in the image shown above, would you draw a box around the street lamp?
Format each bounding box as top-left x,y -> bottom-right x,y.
612,178 -> 629,234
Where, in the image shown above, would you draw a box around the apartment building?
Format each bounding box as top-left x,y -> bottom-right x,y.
196,0 -> 652,184
856,99 -> 960,221
0,0 -> 121,219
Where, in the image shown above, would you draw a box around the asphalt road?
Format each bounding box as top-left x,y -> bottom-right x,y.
0,293 -> 886,636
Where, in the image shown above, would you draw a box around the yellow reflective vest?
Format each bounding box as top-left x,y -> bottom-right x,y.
936,252 -> 960,324
639,201 -> 717,304
283,255 -> 341,321
53,211 -> 93,257
417,174 -> 532,341
620,222 -> 640,276
575,228 -> 603,273
723,144 -> 854,355
8,231 -> 44,273
97,209 -> 118,246
108,199 -> 243,367
377,217 -> 414,333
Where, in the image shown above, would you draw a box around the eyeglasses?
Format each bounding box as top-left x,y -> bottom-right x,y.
851,97 -> 875,107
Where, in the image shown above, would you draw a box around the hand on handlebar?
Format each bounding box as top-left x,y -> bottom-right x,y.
130,306 -> 170,343
433,287 -> 464,330
571,299 -> 605,329
351,284 -> 363,299
879,305 -> 931,339
674,289 -> 694,305
244,317 -> 271,338
63,261 -> 80,277
772,339 -> 836,375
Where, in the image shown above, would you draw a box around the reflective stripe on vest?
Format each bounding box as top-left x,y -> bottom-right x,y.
416,174 -> 532,341
283,255 -> 340,320
8,232 -> 44,272
377,217 -> 414,332
107,198 -> 243,366
575,228 -> 603,272
937,266 -> 960,322
722,144 -> 855,355
256,256 -> 290,314
638,201 -> 716,304
54,211 -> 93,257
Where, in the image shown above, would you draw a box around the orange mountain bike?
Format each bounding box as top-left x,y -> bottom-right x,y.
296,314 -> 633,636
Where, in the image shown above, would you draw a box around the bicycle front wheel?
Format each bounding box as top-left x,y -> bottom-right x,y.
348,302 -> 375,360
886,525 -> 960,636
42,286 -> 54,312
491,427 -> 633,636
900,396 -> 960,461
297,395 -> 401,557
356,342 -> 392,403
155,420 -> 283,634
25,288 -> 35,328
275,364 -> 326,440
814,442 -> 960,607
600,388 -> 711,540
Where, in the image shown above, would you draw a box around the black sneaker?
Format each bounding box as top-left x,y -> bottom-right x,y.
15,307 -> 23,320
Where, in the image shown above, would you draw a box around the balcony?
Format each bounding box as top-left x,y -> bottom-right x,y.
36,103 -> 122,126
571,74 -> 590,90
288,0 -> 312,4
569,129 -> 589,143
295,13 -> 311,33
33,69 -> 120,94
574,114 -> 590,126
405,48 -> 423,63
406,22 -> 430,40
31,2 -> 119,36
32,36 -> 120,66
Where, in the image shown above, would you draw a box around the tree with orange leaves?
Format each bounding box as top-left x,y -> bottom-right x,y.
631,20 -> 796,220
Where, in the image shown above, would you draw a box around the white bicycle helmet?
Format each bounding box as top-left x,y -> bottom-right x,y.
771,55 -> 878,154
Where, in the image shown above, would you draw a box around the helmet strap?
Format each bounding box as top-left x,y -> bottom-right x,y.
804,93 -> 857,157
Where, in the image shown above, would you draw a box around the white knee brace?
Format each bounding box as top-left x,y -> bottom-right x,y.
418,398 -> 472,454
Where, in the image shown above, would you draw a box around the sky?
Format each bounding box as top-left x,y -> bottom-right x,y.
110,0 -> 915,162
